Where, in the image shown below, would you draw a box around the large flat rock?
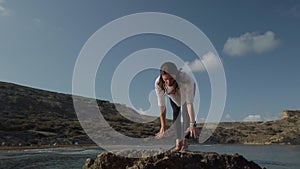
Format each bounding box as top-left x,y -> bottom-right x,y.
83,150 -> 264,169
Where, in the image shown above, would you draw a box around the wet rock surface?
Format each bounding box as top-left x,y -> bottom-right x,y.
83,150 -> 264,169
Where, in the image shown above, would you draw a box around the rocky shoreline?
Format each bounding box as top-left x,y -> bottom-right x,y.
0,81 -> 299,148
82,150 -> 264,169
0,144 -> 98,151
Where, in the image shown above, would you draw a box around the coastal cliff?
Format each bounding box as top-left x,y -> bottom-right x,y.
202,115 -> 300,145
82,151 -> 264,169
0,81 -> 299,147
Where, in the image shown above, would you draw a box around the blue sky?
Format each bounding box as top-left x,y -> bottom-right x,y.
0,1 -> 299,122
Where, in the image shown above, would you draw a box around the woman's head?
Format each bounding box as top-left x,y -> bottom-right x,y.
158,62 -> 179,93
160,62 -> 178,78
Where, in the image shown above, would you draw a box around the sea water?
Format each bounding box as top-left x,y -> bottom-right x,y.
190,145 -> 300,169
0,147 -> 102,169
0,145 -> 299,169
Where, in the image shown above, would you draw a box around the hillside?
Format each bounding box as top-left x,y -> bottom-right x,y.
203,117 -> 300,144
0,81 -> 299,147
0,81 -> 164,147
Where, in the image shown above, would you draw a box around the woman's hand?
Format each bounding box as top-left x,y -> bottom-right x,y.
189,126 -> 198,139
155,126 -> 166,139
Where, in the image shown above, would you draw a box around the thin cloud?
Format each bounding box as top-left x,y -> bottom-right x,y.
261,112 -> 281,121
286,5 -> 300,17
0,0 -> 10,16
33,18 -> 41,24
243,112 -> 281,122
183,58 -> 205,72
280,3 -> 300,18
243,115 -> 262,122
223,31 -> 280,57
182,52 -> 221,72
225,114 -> 236,122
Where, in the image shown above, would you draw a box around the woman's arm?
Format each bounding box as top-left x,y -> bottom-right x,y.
159,106 -> 166,130
156,106 -> 166,139
186,103 -> 195,123
186,103 -> 198,138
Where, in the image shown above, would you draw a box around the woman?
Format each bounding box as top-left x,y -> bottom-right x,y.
155,62 -> 197,152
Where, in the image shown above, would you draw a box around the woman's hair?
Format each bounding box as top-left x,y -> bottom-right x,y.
158,62 -> 180,94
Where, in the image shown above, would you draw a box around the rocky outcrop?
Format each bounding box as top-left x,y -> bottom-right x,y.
204,116 -> 300,145
83,150 -> 264,169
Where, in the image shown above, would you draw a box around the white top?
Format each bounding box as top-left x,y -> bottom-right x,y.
155,71 -> 195,107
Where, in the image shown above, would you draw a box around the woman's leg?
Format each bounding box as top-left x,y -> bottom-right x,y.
182,102 -> 190,136
181,103 -> 190,151
169,98 -> 182,152
169,98 -> 181,139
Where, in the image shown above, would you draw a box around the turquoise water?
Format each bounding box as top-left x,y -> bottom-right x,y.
190,145 -> 300,169
0,145 -> 299,169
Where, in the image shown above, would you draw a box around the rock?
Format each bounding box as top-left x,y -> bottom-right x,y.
82,150 -> 263,169
82,158 -> 94,168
